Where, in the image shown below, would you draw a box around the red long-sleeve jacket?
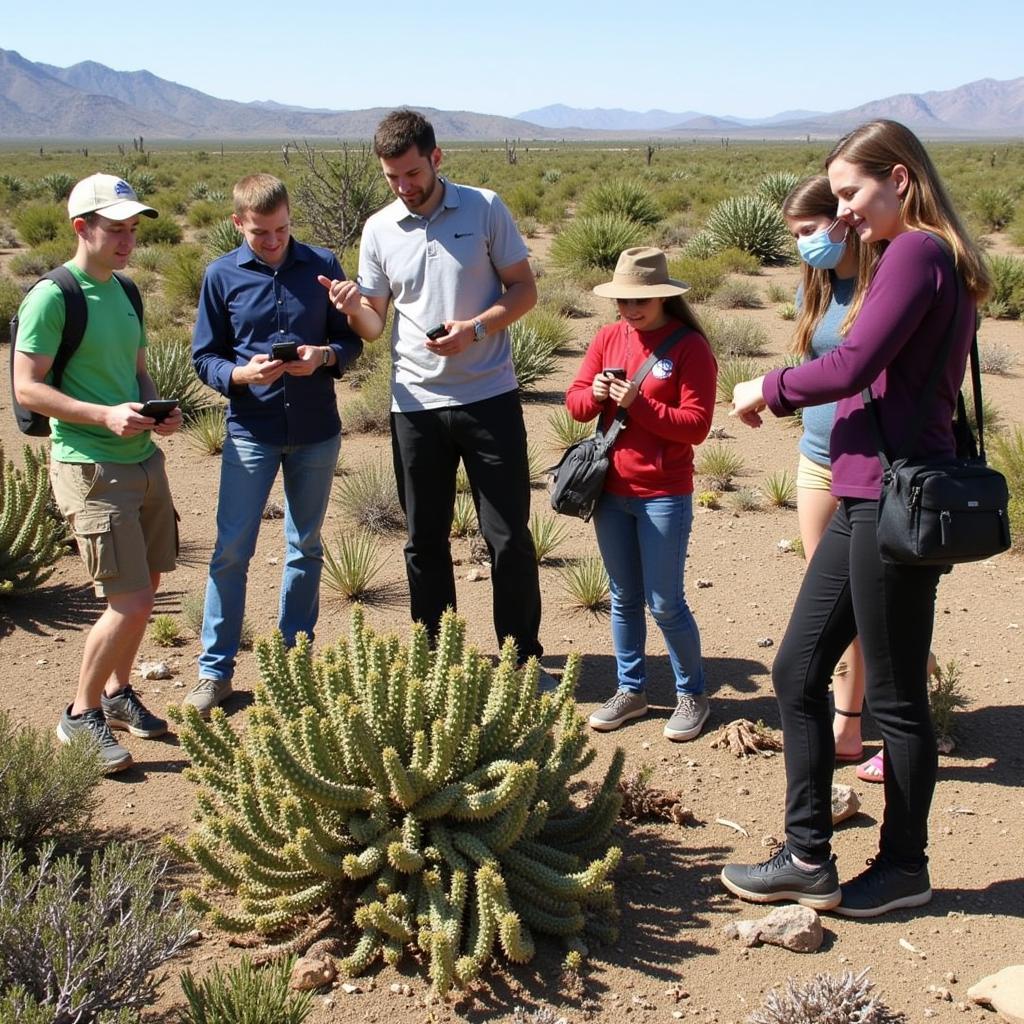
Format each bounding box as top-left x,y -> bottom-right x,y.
565,319 -> 717,497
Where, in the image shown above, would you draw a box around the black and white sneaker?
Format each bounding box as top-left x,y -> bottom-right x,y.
834,856 -> 932,918
721,844 -> 841,910
101,685 -> 168,738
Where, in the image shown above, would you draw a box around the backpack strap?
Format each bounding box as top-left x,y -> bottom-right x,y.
43,266 -> 88,390
113,271 -> 145,329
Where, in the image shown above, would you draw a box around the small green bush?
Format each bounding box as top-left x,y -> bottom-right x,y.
529,512 -> 570,564
204,219 -> 243,261
561,556 -> 610,611
164,245 -> 206,312
521,306 -> 573,351
667,255 -> 725,303
761,470 -> 796,508
778,301 -> 798,321
929,659 -> 969,742
183,406 -> 227,456
579,180 -> 661,227
36,173 -> 75,203
344,356 -> 392,434
333,458 -> 404,533
146,333 -> 217,422
962,385 -> 1001,435
716,247 -> 763,275
504,184 -> 542,220
510,321 -> 559,392
730,487 -> 762,512
696,490 -> 721,510
983,254 -> 1024,319
131,243 -> 174,273
702,312 -> 769,358
322,532 -> 387,601
136,215 -> 183,247
705,194 -> 791,265
991,427 -> 1024,552
766,281 -> 792,303
13,204 -> 69,247
550,213 -> 646,276
756,171 -> 801,208
149,614 -> 181,647
547,408 -> 595,451
187,199 -> 229,228
971,187 -> 1015,231
696,442 -> 744,490
179,957 -> 313,1024
710,278 -> 763,309
537,276 -> 591,319
9,237 -> 77,278
0,276 -> 23,342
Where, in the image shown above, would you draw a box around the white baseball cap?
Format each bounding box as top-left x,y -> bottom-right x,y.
67,173 -> 158,220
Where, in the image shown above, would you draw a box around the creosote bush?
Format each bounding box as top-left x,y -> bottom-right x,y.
167,608 -> 624,996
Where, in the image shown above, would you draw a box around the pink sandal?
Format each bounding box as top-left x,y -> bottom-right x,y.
856,751 -> 884,783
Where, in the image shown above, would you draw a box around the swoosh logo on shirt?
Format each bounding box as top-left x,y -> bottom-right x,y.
454,232 -> 474,238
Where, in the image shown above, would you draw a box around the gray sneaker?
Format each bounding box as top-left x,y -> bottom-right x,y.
664,693 -> 710,741
183,678 -> 233,719
588,689 -> 648,731
102,685 -> 167,738
57,705 -> 133,773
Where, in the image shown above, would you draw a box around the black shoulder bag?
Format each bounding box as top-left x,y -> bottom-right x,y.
865,250 -> 1010,566
548,329 -> 685,522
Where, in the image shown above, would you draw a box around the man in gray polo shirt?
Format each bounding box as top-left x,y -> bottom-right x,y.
321,108 -> 544,665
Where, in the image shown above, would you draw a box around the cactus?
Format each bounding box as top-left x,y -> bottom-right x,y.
168,607 -> 624,995
0,443 -> 69,597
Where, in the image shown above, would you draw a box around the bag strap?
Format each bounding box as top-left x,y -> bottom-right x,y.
113,270 -> 145,329
599,327 -> 688,452
40,266 -> 88,389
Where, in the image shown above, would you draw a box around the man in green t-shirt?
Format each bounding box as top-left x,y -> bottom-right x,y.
13,173 -> 183,773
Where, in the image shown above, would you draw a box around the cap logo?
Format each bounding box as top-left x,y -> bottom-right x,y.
114,179 -> 133,196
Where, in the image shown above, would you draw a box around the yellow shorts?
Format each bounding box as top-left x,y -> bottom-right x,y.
796,453 -> 833,491
50,449 -> 177,597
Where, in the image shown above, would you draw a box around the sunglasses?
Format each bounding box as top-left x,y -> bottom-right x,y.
614,296 -> 656,306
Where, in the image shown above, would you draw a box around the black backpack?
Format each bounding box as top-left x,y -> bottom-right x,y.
9,266 -> 144,436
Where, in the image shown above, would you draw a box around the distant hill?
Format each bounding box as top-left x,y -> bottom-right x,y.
2,48 -> 1022,139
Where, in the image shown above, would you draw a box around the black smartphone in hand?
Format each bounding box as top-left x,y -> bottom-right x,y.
426,324 -> 448,341
604,367 -> 627,380
271,341 -> 300,362
139,398 -> 179,423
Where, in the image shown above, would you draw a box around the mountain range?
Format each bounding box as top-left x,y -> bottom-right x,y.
2,48 -> 1023,139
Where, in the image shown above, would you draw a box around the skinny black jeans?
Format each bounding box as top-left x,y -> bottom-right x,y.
390,389 -> 542,660
773,498 -> 942,870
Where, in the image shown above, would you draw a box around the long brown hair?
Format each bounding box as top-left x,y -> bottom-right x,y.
825,120 -> 990,320
663,293 -> 706,338
782,175 -> 861,357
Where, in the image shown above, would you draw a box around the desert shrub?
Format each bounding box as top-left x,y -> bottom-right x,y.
510,321 -> 559,391
322,532 -> 387,601
130,267 -> 159,297
12,204 -> 69,247
35,173 -> 75,203
990,426 -> 1024,552
778,301 -> 797,321
345,350 -> 392,434
516,216 -> 539,239
150,614 -> 181,647
705,194 -> 791,265
504,184 -> 542,220
537,275 -> 591,319
696,443 -> 744,490
971,186 -> 1015,231
526,443 -> 546,487
529,512 -> 569,564
0,444 -> 69,597
9,236 -> 77,278
761,470 -> 796,508
183,406 -> 227,456
579,179 -> 661,227
131,243 -> 173,273
978,340 -> 1016,375
547,408 -> 596,451
681,229 -> 717,260
561,556 -> 611,611
179,957 -> 313,1024
550,213 -> 646,276
187,199 -> 229,228
701,312 -> 769,358
0,710 -> 101,851
204,218 -> 243,261
450,493 -> 477,539
0,276 -> 23,342
710,278 -> 762,309
766,281 -> 791,303
730,487 -> 762,512
748,968 -> 902,1024
0,841 -> 196,1023
667,255 -> 725,303
983,253 -> 1024,319
334,458 -> 404,533
136,215 -> 183,247
167,608 -> 624,996
929,659 -> 969,743
454,463 -> 471,495
146,334 -> 217,421
1011,208 -> 1024,248
962,385 -> 1001,435
756,170 -> 801,208
521,306 -> 573,351
164,245 -> 206,312
695,490 -> 721,510
715,247 -> 763,275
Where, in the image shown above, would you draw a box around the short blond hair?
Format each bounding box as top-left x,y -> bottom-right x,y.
233,174 -> 289,217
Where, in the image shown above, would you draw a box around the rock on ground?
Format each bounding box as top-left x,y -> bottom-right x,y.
831,783 -> 861,824
968,966 -> 1024,1024
723,904 -> 823,952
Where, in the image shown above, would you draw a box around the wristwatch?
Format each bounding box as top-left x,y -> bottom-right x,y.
472,319 -> 487,343
321,347 -> 331,366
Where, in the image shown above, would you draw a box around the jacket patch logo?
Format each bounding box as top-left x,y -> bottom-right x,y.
652,358 -> 673,380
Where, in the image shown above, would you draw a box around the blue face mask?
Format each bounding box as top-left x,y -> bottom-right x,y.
796,220 -> 848,270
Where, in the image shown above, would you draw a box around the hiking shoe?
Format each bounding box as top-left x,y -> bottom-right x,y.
102,685 -> 167,738
183,678 -> 233,719
834,856 -> 932,918
57,705 -> 133,773
537,669 -> 560,694
721,844 -> 841,910
664,693 -> 710,741
588,689 -> 648,731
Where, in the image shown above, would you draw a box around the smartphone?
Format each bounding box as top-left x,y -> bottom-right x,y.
426,324 -> 448,341
271,341 -> 300,362
139,398 -> 179,423
604,367 -> 627,380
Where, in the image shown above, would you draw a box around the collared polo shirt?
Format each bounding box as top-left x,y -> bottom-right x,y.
358,179 -> 529,412
192,238 -> 362,446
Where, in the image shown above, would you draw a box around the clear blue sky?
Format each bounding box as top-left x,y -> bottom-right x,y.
6,0 -> 1023,119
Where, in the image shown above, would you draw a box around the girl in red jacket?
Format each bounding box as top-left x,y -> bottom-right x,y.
566,247 -> 717,741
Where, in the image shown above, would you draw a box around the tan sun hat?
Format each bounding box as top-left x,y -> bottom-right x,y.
592,246 -> 689,299
67,173 -> 158,221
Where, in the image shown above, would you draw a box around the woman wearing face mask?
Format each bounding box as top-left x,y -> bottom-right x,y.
722,121 -> 990,918
565,247 -> 717,743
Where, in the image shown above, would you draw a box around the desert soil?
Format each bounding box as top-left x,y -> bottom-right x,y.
1,232 -> 1022,1024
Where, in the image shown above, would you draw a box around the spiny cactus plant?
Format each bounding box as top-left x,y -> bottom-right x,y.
167,607 -> 624,996
0,443 -> 69,597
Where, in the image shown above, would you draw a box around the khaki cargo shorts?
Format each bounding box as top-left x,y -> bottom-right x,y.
50,448 -> 178,597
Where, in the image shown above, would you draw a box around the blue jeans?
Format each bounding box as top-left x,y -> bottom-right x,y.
593,492 -> 704,697
198,433 -> 340,681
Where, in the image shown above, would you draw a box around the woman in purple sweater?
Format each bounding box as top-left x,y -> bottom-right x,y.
720,120 -> 990,918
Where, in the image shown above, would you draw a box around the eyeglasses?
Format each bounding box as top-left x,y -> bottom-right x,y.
615,296 -> 655,306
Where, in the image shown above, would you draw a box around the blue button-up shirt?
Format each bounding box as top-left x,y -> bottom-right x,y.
192,238 -> 362,445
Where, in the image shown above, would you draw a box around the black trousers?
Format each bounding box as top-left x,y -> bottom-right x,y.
390,389 -> 542,660
772,498 -> 943,870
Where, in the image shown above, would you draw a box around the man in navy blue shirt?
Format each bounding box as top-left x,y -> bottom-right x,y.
187,174 -> 362,716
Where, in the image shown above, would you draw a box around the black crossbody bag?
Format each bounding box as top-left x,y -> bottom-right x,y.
548,329 -> 685,522
865,244 -> 1010,566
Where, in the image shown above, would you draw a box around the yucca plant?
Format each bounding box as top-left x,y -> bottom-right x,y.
579,180 -> 661,227
561,557 -> 611,612
0,443 -> 69,597
510,321 -> 560,392
756,171 -> 800,208
184,406 -> 227,456
550,213 -> 646,276
778,301 -> 797,321
972,186 -> 1016,231
146,332 -> 217,421
696,443 -> 745,490
527,443 -> 547,487
167,607 -> 624,996
322,532 -> 387,601
715,356 -> 763,404
529,512 -> 570,564
455,463 -> 471,495
164,245 -> 206,312
521,306 -> 574,352
205,218 -> 244,261
547,409 -> 596,452
450,493 -> 477,538
36,172 -> 76,202
761,470 -> 796,508
681,230 -> 718,260
333,458 -> 404,534
179,956 -> 313,1024
983,253 -> 1024,319
705,194 -> 791,265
